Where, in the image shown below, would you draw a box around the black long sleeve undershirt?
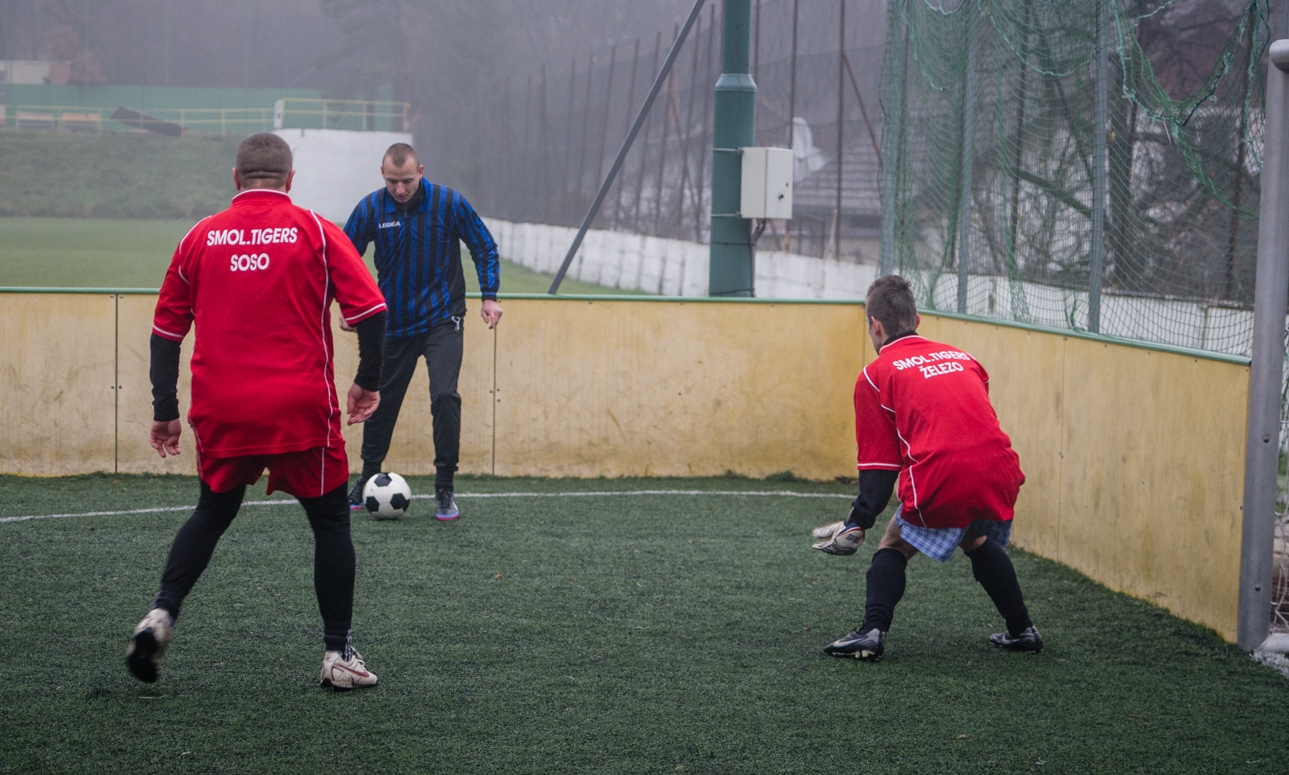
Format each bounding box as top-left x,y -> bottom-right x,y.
150,334 -> 182,423
149,310 -> 389,422
847,469 -> 899,530
353,310 -> 387,392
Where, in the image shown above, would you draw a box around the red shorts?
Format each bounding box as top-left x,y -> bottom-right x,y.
197,445 -> 349,499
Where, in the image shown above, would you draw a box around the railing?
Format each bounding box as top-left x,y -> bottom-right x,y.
273,98 -> 410,133
0,98 -> 410,136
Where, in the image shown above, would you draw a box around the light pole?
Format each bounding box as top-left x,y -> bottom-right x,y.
709,0 -> 757,297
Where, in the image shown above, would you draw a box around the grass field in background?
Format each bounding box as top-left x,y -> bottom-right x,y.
2,473 -> 1286,773
0,216 -> 647,295
0,131 -> 241,220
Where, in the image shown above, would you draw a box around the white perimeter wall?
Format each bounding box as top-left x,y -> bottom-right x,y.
273,128 -> 413,223
484,218 -> 1255,357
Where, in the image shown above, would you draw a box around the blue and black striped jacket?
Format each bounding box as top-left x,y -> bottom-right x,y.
343,179 -> 500,339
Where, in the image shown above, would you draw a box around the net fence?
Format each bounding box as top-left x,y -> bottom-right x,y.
425,0 -> 1270,357
882,0 -> 1270,354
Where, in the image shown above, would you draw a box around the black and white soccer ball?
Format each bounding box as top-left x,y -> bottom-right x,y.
363,472 -> 411,520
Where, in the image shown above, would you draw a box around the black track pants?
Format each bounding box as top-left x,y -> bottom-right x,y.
153,483 -> 357,636
359,320 -> 463,489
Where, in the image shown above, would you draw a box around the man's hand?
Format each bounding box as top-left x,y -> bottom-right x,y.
347,383 -> 380,425
339,318 -> 355,333
480,299 -> 503,329
149,420 -> 182,459
811,521 -> 865,556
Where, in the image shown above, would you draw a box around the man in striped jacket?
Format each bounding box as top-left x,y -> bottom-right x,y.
343,143 -> 502,520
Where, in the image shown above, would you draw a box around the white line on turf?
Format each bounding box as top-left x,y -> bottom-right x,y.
0,489 -> 851,524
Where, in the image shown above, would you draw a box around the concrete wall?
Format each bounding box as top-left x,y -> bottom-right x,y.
273,129 -> 412,223
0,292 -> 1251,641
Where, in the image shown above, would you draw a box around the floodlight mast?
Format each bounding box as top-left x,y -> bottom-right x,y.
1238,39 -> 1289,650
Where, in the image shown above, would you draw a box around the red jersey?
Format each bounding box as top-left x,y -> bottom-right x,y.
854,334 -> 1024,529
153,189 -> 387,458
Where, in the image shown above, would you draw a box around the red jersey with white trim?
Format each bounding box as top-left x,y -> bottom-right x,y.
153,189 -> 387,457
854,334 -> 1024,529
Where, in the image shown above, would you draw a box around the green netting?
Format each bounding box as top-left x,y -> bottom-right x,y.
880,0 -> 1269,355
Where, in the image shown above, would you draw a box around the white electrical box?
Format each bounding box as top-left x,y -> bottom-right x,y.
740,146 -> 794,219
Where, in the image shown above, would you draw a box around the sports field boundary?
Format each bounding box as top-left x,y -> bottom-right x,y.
0,488 -> 852,524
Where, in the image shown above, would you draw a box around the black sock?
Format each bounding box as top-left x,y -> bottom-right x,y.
435,468 -> 454,492
152,482 -> 246,621
299,484 -> 357,655
860,548 -> 908,634
360,460 -> 382,481
323,624 -> 353,659
965,538 -> 1033,637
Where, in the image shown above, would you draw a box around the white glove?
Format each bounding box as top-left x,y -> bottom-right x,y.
811,521 -> 865,556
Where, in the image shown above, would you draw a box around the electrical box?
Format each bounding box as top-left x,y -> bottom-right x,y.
740,146 -> 794,219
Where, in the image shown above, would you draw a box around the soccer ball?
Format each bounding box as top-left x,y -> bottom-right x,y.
363,473 -> 411,520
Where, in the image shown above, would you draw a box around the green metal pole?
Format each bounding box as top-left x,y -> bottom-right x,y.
709,0 -> 757,297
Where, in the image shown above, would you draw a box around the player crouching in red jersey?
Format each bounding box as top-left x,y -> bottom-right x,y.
812,275 -> 1041,661
127,133 -> 389,690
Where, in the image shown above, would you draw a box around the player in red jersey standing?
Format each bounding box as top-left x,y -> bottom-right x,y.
127,133 -> 390,690
811,275 -> 1042,661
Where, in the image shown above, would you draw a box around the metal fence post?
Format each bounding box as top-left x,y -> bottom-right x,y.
1088,0 -> 1109,332
1239,39 -> 1289,651
879,5 -> 907,278
956,1 -> 977,314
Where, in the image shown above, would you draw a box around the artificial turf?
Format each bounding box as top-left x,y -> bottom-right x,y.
1,473 -> 1286,773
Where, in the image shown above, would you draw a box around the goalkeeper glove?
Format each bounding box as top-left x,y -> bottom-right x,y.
811,521 -> 865,555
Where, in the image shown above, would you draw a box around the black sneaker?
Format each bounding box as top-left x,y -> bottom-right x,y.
348,474 -> 373,510
435,488 -> 459,521
823,627 -> 885,661
989,625 -> 1043,653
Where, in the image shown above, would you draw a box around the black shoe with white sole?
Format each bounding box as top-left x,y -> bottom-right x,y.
823,627 -> 885,661
989,625 -> 1043,653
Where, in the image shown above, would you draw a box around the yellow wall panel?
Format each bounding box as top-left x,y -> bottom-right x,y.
1057,339 -> 1247,640
115,293 -> 198,474
0,292 -> 1253,641
0,294 -> 116,474
492,299 -> 866,479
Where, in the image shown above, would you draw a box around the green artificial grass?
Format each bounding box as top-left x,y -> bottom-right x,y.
0,216 -> 648,296
1,473 -> 1286,773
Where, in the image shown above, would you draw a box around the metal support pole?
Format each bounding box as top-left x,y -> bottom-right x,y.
709,0 -> 758,297
879,11 -> 907,278
956,1 -> 976,314
1239,40 -> 1289,651
788,0 -> 799,149
834,0 -> 846,262
1088,0 -> 1109,332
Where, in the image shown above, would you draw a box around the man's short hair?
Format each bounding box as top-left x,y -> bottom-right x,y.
866,275 -> 919,336
383,143 -> 419,168
236,133 -> 292,188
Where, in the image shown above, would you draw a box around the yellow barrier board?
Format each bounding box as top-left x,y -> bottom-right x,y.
0,292 -> 1250,640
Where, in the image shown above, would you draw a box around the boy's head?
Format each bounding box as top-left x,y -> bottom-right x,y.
866,275 -> 919,349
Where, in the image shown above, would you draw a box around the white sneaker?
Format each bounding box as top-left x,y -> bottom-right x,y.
320,648 -> 378,690
126,608 -> 174,683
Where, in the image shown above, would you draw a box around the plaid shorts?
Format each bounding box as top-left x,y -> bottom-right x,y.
894,506 -> 1013,562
